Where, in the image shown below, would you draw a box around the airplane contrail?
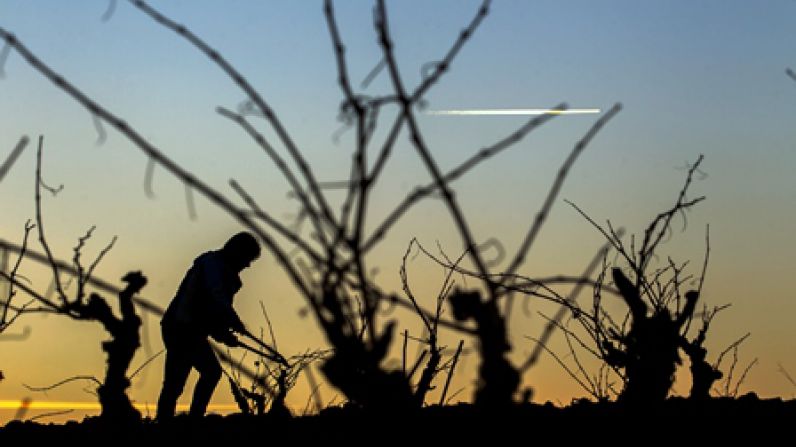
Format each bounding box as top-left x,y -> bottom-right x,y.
425,108 -> 600,116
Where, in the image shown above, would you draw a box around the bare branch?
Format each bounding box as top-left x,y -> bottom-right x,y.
229,179 -> 323,264
503,104 -> 622,281
714,332 -> 751,370
731,357 -> 758,398
778,363 -> 796,388
521,236 -> 622,372
1,220 -> 35,327
638,154 -> 705,272
29,409 -> 75,422
184,184 -> 197,220
128,349 -> 164,380
0,40 -> 11,78
787,68 -> 796,83
100,0 -> 118,22
33,137 -> 67,304
83,236 -> 117,292
400,238 -> 432,333
127,0 -> 338,230
376,0 -> 496,294
525,335 -> 596,400
364,103 -> 565,256
0,26 -> 315,304
216,106 -> 328,246
143,157 -> 156,198
0,136 -> 28,184
24,375 -> 102,392
410,0 -> 491,102
438,339 -> 464,405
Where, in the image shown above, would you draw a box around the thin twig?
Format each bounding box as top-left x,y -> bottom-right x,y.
230,179 -> 323,264
731,358 -> 758,398
29,409 -> 75,422
303,364 -> 323,415
520,236 -> 621,372
363,103 -> 565,256
128,349 -> 164,380
410,0 -> 491,102
216,106 -> 327,246
83,236 -> 117,295
787,68 -> 796,83
1,220 -> 35,326
438,339 -> 464,406
34,137 -> 67,304
127,0 -> 338,231
525,335 -> 596,400
376,0 -> 494,297
24,375 -> 102,392
502,104 -> 622,281
714,332 -> 751,370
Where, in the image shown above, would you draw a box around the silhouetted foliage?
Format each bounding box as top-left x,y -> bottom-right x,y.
399,238 -> 467,407
559,155 -> 749,404
225,308 -> 330,416
681,304 -> 725,400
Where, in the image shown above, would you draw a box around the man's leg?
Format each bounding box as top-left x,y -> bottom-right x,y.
156,329 -> 192,420
189,339 -> 222,417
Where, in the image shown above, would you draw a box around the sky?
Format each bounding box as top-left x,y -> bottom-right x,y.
1,0 -> 796,423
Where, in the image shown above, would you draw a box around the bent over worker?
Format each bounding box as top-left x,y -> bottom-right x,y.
156,231 -> 260,419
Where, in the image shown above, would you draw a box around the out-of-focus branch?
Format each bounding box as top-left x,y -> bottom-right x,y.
501,104 -> 622,282
229,179 -> 324,264
787,68 -> 796,83
410,0 -> 491,102
520,236 -> 622,372
1,220 -> 35,329
127,0 -> 338,233
376,0 -> 494,298
0,136 -> 28,183
217,107 -> 328,247
363,103 -> 565,255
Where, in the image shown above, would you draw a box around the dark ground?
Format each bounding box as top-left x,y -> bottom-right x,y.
1,394 -> 793,444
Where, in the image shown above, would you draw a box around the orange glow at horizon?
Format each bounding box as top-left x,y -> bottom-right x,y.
0,400 -> 239,411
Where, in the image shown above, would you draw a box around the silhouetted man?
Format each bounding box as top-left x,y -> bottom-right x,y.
156,231 -> 260,420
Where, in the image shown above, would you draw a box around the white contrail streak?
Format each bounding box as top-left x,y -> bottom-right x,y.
425,109 -> 600,116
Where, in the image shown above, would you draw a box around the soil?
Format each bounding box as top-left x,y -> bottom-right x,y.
1,394 -> 792,444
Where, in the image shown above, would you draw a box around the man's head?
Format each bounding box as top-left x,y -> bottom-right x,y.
222,231 -> 261,271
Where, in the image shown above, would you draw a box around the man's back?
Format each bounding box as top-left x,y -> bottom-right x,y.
162,250 -> 242,337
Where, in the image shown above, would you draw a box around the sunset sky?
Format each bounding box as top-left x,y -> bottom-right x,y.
1,0 -> 795,423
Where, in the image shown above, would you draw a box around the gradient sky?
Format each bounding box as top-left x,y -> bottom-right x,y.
1,0 -> 796,423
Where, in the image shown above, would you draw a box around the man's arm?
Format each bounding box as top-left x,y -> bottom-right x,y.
199,253 -> 247,333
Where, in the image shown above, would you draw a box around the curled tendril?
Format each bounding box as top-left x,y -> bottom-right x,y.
101,0 -> 118,22
477,237 -> 505,268
143,157 -> 156,199
184,184 -> 197,220
92,113 -> 107,145
360,58 -> 385,89
420,61 -> 442,80
0,42 -> 11,79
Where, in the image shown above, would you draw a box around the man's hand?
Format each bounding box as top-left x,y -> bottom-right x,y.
211,329 -> 240,347
230,313 -> 247,334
